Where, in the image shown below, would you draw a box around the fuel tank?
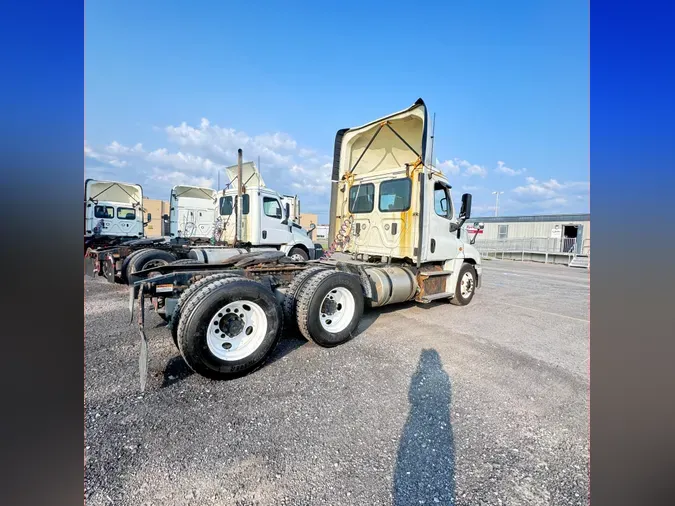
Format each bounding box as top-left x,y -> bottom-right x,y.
364,266 -> 418,307
187,247 -> 250,263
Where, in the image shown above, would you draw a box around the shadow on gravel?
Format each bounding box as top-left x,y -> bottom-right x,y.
266,332 -> 308,366
161,356 -> 194,387
394,349 -> 456,505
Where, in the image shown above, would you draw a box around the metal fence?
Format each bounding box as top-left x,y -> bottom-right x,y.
473,237 -> 590,256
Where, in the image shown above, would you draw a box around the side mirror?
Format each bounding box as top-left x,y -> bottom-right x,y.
308,223 -> 316,232
460,193 -> 472,220
440,198 -> 448,213
146,213 -> 152,222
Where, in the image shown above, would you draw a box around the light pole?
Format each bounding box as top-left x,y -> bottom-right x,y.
492,191 -> 504,217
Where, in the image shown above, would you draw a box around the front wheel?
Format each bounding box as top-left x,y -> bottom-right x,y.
287,246 -> 309,262
177,277 -> 282,379
450,263 -> 477,306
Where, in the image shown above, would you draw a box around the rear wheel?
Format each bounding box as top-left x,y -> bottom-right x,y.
177,277 -> 282,379
281,266 -> 328,332
170,272 -> 242,349
121,248 -> 152,284
127,249 -> 177,281
450,263 -> 477,306
295,270 -> 364,347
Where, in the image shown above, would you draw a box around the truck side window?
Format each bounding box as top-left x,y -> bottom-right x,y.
220,195 -> 249,215
379,178 -> 411,212
219,196 -> 233,215
94,205 -> 114,219
263,197 -> 282,219
349,183 -> 374,213
434,182 -> 452,219
117,207 -> 136,220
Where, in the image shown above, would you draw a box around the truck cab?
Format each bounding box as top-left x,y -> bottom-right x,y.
84,179 -> 144,240
329,98 -> 482,298
217,162 -> 319,260
169,185 -> 218,240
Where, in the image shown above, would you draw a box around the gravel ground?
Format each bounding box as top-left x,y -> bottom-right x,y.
85,259 -> 589,505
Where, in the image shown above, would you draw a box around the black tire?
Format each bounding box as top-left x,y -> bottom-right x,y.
127,249 -> 177,279
177,277 -> 282,379
121,248 -> 153,284
281,266 -> 328,332
296,270 -> 364,347
169,273 -> 242,349
287,246 -> 309,261
450,263 -> 477,306
169,258 -> 204,266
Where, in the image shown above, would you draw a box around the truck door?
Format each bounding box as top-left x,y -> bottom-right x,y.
424,177 -> 463,262
260,196 -> 292,245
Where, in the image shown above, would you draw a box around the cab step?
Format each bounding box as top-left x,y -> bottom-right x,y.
419,292 -> 453,303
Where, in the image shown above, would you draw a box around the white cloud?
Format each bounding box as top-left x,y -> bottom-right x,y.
436,157 -> 487,178
512,177 -> 589,210
164,117 -> 293,167
436,158 -> 461,175
495,160 -> 526,176
84,142 -> 127,168
254,132 -> 297,151
146,148 -> 225,174
464,163 -> 487,178
149,168 -> 215,189
106,141 -> 144,156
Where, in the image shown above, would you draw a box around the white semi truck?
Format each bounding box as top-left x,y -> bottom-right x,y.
85,164 -> 321,284
128,98 -> 484,390
84,179 -> 146,253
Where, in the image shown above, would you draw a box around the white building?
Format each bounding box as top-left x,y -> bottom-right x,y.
468,213 -> 590,256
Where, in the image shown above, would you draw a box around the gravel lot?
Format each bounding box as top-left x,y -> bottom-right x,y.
85,259 -> 589,506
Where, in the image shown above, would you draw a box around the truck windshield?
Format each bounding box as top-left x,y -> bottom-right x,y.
219,195 -> 249,215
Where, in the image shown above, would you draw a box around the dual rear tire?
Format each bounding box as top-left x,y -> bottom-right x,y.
173,268 -> 364,380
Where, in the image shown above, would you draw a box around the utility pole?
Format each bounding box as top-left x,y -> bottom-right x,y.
492,191 -> 504,217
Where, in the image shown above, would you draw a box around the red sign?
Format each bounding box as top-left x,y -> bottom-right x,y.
467,227 -> 483,234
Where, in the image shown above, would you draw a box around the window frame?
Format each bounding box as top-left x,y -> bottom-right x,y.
219,194 -> 249,215
348,183 -> 375,214
116,207 -> 136,220
378,177 -> 412,213
498,224 -> 509,239
433,182 -> 453,220
263,197 -> 283,219
94,205 -> 114,219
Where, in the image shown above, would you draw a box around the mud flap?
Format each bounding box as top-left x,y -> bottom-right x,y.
137,287 -> 149,392
103,256 -> 116,283
84,256 -> 97,278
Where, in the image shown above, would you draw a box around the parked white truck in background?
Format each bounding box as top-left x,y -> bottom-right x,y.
84,179 -> 146,253
128,98 -> 484,390
85,165 -> 321,283
169,185 -> 219,240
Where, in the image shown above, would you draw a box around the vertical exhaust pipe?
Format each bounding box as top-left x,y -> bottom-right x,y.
236,148 -> 243,244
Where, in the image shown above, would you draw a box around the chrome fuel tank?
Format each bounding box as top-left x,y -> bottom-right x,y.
364,266 -> 418,307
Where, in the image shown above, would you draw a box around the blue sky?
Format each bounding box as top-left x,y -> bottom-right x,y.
85,0 -> 589,223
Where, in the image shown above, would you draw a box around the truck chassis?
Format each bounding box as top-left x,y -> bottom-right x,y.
129,250 -> 480,391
